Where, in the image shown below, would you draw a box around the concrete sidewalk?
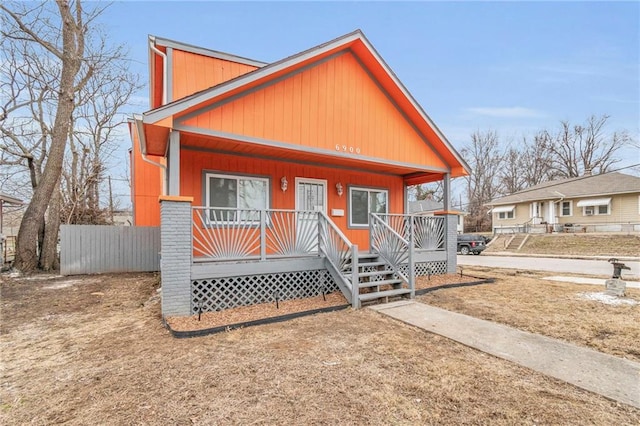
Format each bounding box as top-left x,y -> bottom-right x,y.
370,300 -> 640,409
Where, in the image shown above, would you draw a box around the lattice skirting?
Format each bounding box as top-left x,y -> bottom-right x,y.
398,261 -> 447,277
191,269 -> 337,314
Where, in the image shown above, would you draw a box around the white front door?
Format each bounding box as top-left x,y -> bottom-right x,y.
295,178 -> 327,253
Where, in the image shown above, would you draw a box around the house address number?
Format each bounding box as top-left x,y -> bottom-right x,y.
335,144 -> 361,154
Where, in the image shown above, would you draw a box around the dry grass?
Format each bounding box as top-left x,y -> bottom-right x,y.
2,272 -> 640,425
486,233 -> 640,257
418,268 -> 640,362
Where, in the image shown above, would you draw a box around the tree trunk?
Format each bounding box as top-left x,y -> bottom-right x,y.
14,1 -> 84,273
40,183 -> 62,271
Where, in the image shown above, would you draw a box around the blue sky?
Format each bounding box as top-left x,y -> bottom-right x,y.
102,1 -> 639,205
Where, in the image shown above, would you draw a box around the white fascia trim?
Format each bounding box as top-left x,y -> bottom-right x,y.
151,35 -> 267,67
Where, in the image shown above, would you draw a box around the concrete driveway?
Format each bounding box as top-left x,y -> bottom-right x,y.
457,254 -> 640,279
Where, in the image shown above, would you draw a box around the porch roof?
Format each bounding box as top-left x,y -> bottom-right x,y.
179,130 -> 449,181
137,30 -> 469,182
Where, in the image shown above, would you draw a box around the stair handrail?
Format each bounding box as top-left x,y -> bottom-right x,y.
369,213 -> 414,298
318,212 -> 359,307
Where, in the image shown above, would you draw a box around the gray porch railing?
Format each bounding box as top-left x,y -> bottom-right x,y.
372,213 -> 445,251
318,212 -> 359,308
369,213 -> 414,298
192,207 -> 320,261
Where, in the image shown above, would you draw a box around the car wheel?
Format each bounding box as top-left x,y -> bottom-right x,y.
473,252 -> 480,255
460,246 -> 470,255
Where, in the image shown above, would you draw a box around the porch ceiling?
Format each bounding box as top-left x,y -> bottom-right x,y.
178,130 -> 446,181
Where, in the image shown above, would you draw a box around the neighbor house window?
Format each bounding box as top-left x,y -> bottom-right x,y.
205,173 -> 269,222
349,187 -> 388,227
560,201 -> 572,217
576,198 -> 611,216
493,205 -> 515,220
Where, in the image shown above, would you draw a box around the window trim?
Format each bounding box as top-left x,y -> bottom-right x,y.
498,210 -> 515,220
203,171 -> 271,224
347,185 -> 389,228
582,203 -> 610,216
560,200 -> 573,217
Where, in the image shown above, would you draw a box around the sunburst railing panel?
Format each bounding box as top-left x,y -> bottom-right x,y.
413,216 -> 445,251
265,210 -> 319,256
192,208 -> 262,260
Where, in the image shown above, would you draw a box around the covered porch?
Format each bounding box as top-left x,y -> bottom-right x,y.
159,198 -> 457,317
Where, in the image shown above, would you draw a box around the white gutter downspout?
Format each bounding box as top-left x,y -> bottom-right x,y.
149,37 -> 167,105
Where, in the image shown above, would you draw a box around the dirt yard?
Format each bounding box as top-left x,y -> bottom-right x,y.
1,272 -> 639,424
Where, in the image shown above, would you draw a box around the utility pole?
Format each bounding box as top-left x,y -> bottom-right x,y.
108,176 -> 114,224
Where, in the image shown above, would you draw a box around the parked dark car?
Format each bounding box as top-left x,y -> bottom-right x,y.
457,234 -> 486,255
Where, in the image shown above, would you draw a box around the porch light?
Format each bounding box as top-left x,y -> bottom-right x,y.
280,176 -> 288,192
336,182 -> 343,197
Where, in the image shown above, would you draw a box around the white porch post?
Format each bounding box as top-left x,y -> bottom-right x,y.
443,173 -> 451,211
168,130 -> 180,196
440,173 -> 456,273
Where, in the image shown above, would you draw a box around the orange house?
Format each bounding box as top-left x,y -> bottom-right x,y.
129,30 -> 469,317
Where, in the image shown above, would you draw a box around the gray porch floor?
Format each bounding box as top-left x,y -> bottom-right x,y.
370,301 -> 640,409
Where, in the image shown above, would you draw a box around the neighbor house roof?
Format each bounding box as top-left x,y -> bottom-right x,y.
408,199 -> 443,213
489,172 -> 640,206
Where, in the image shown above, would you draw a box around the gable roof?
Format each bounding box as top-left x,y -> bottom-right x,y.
490,172 -> 640,205
140,30 -> 469,177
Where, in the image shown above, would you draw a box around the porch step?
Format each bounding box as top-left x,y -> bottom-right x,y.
506,234 -> 527,251
358,288 -> 411,303
357,253 -> 380,261
357,269 -> 394,279
359,278 -> 404,289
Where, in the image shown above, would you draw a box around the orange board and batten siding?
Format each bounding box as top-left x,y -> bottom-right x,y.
130,123 -> 164,226
180,51 -> 448,171
171,49 -> 259,102
180,149 -> 404,249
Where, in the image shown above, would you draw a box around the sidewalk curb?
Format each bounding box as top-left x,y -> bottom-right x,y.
481,252 -> 638,262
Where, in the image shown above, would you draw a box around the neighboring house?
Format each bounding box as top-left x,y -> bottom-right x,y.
488,172 -> 640,234
129,30 -> 469,317
408,199 -> 465,233
1,192 -> 23,265
111,210 -> 133,226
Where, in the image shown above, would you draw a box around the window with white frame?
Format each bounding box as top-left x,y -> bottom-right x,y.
577,198 -> 611,216
349,187 -> 388,227
205,173 -> 269,222
493,205 -> 515,220
560,201 -> 572,217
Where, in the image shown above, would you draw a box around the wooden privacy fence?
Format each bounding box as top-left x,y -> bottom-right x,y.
60,225 -> 160,275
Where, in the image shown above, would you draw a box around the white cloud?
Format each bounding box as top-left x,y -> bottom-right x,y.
465,107 -> 544,118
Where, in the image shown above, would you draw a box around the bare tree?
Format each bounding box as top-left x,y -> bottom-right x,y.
546,115 -> 630,178
461,130 -> 504,232
1,1 -> 137,272
408,182 -> 444,203
499,131 -> 557,194
61,58 -> 141,225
